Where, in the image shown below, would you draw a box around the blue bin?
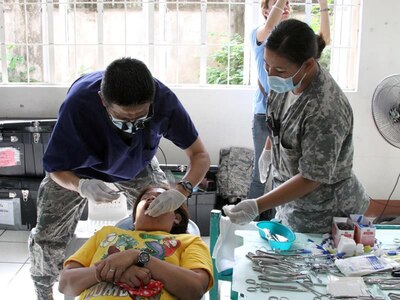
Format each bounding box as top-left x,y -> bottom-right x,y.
256,221 -> 296,250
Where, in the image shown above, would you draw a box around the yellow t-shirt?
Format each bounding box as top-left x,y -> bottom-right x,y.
64,226 -> 213,300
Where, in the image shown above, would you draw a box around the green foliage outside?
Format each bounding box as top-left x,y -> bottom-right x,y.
310,0 -> 334,70
0,45 -> 36,82
207,0 -> 334,85
207,33 -> 244,85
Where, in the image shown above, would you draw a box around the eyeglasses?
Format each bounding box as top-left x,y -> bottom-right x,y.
109,104 -> 154,134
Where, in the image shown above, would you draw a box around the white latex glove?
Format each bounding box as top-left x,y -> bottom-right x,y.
145,189 -> 187,217
258,148 -> 271,184
78,179 -> 119,203
222,199 -> 259,225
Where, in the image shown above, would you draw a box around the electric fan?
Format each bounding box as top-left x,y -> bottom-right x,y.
371,74 -> 400,225
371,74 -> 400,148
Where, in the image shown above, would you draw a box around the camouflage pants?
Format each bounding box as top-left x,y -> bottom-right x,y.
28,157 -> 167,300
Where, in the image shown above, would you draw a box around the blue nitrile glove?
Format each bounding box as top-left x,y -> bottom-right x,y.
145,189 -> 187,217
223,199 -> 259,225
78,179 -> 119,203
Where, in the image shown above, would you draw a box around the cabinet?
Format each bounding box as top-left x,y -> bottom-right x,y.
187,191 -> 216,236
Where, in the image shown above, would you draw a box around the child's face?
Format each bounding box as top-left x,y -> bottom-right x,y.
135,188 -> 181,232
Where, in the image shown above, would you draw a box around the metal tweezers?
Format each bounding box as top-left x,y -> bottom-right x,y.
364,278 -> 400,285
378,282 -> 400,290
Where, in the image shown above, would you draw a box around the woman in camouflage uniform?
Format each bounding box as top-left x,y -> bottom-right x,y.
224,19 -> 369,233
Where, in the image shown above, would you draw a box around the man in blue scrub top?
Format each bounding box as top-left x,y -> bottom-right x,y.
28,57 -> 210,300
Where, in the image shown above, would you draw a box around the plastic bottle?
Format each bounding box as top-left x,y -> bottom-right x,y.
337,236 -> 356,256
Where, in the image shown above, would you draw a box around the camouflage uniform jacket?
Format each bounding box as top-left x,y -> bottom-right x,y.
267,64 -> 369,233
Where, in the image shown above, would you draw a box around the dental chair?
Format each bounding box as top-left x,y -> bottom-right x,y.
64,215 -> 201,300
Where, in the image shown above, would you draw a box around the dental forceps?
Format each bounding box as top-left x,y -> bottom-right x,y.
296,281 -> 330,300
252,256 -> 300,269
246,279 -> 270,293
257,277 -> 307,292
258,273 -> 311,283
253,264 -> 298,275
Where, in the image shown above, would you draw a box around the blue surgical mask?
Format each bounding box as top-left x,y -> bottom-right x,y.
268,64 -> 306,93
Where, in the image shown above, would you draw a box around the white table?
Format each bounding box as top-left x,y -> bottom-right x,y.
231,229 -> 399,300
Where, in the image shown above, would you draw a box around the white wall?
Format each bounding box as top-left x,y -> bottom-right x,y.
348,0 -> 400,200
1,0 -> 399,199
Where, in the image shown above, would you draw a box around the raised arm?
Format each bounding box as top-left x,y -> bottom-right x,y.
256,0 -> 289,43
318,0 -> 331,45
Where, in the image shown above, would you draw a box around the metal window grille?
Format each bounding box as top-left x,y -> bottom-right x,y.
0,0 -> 360,90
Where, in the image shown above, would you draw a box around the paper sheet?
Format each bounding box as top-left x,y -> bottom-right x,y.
0,147 -> 21,167
0,199 -> 15,225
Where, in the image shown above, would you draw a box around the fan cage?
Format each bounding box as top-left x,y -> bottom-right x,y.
371,74 -> 400,149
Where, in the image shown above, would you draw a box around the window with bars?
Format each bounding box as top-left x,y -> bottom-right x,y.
0,0 -> 361,90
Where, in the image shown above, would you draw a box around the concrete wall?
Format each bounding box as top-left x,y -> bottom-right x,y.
1,0 -> 400,199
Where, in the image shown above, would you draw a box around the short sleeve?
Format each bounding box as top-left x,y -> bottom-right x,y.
64,231 -> 99,268
180,236 -> 214,290
155,85 -> 198,150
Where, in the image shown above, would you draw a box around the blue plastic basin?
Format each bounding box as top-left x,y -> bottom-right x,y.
256,221 -> 296,250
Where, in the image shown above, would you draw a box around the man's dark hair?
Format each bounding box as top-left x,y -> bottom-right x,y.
133,184 -> 190,234
266,19 -> 326,65
101,57 -> 155,106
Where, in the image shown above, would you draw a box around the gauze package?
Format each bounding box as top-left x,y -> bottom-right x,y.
335,254 -> 400,276
327,276 -> 369,297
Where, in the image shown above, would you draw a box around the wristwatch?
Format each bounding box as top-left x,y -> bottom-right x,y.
177,180 -> 193,198
136,250 -> 150,267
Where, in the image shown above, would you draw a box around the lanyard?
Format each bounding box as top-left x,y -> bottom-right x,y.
267,112 -> 280,144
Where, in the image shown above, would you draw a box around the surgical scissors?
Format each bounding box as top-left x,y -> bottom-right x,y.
246,279 -> 270,293
296,281 -> 330,300
389,292 -> 400,300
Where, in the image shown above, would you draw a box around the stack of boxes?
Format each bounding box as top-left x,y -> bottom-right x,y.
332,214 -> 376,247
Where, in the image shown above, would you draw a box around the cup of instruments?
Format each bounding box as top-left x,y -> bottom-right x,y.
256,221 -> 296,250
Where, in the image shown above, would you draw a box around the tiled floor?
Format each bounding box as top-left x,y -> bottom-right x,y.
0,229 -> 63,299
0,229 -> 230,300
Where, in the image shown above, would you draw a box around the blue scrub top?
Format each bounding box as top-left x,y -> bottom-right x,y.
44,72 -> 198,182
